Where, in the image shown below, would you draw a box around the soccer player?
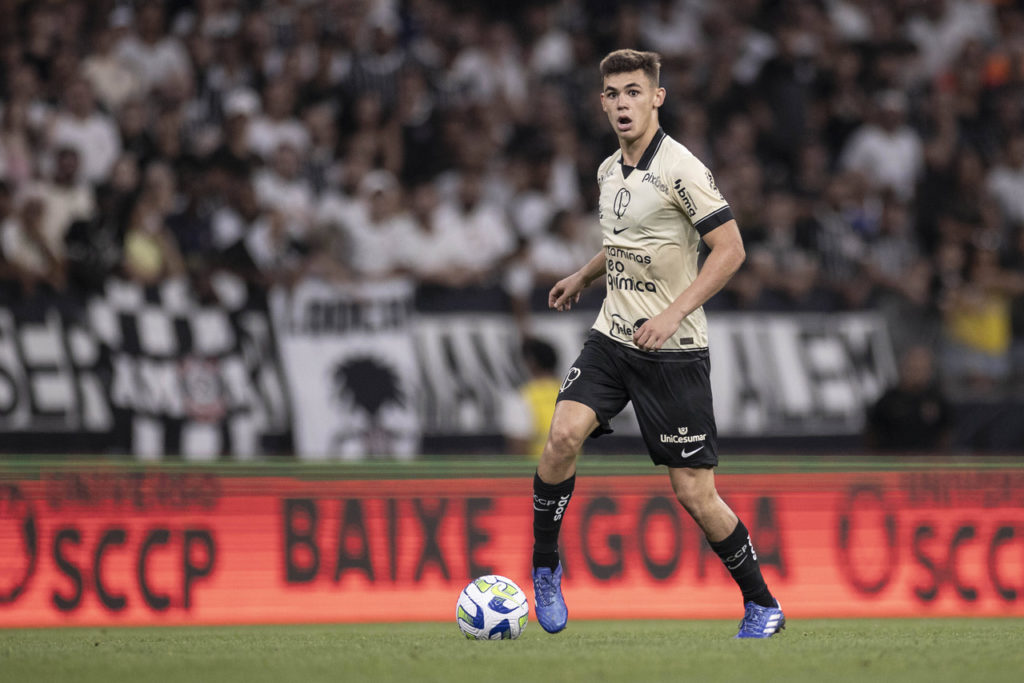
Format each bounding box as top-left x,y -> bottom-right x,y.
530,49 -> 784,639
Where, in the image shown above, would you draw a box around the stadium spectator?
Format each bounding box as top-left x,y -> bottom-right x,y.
114,3 -> 192,94
116,98 -> 158,165
336,169 -> 414,280
49,79 -> 122,185
866,344 -> 951,452
840,90 -> 924,202
501,336 -> 561,459
525,209 -> 602,289
939,245 -> 1015,393
27,147 -> 96,265
0,100 -> 34,191
253,142 -> 316,230
247,80 -> 310,159
346,5 -> 405,110
121,161 -> 185,286
1,194 -> 67,296
395,178 -> 478,287
435,171 -> 516,283
65,154 -> 139,293
302,102 -> 341,194
905,0 -> 996,83
81,25 -> 144,113
986,132 -> 1024,232
743,191 -> 824,310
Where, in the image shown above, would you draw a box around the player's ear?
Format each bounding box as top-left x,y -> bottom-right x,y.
653,87 -> 666,108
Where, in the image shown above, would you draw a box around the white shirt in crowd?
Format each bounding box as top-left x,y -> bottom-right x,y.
840,124 -> 923,201
247,116 -> 311,159
253,169 -> 315,232
392,214 -> 467,280
25,182 -> 96,259
905,0 -> 995,81
114,35 -> 192,93
986,162 -> 1024,227
81,53 -> 143,112
49,112 -> 122,185
433,198 -> 516,271
1,216 -> 50,277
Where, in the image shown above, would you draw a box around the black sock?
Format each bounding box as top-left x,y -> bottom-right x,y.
532,472 -> 575,570
708,520 -> 775,608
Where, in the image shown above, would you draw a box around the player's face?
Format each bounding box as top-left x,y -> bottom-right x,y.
600,70 -> 665,144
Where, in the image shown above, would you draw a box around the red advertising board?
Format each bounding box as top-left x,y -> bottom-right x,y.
1,468 -> 1023,627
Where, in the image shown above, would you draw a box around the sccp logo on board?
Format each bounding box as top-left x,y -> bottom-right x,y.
0,484 -> 37,604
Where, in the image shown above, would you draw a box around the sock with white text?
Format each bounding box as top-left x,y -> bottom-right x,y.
708,520 -> 775,608
532,472 -> 575,570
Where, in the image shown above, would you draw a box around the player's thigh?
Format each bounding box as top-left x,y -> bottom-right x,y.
628,353 -> 718,468
667,465 -> 717,503
556,330 -> 631,437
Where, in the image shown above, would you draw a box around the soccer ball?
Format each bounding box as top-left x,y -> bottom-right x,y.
456,575 -> 529,640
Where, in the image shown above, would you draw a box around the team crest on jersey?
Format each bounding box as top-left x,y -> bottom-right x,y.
560,367 -> 581,392
613,188 -> 631,218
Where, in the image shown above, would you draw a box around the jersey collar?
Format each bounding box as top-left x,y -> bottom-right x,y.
618,127 -> 666,176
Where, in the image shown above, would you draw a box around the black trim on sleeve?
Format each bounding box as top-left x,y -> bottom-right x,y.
693,206 -> 734,236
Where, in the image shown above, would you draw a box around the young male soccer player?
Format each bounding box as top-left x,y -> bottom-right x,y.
531,49 -> 784,639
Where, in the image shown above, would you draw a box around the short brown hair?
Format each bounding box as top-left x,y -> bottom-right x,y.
599,49 -> 661,86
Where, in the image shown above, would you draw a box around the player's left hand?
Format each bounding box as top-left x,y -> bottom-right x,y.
633,312 -> 681,351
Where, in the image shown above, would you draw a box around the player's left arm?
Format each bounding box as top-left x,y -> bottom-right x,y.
633,220 -> 745,351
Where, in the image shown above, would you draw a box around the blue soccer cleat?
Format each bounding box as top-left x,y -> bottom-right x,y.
532,564 -> 568,633
735,599 -> 785,639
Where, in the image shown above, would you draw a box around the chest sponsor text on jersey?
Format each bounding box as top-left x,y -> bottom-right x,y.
606,247 -> 657,293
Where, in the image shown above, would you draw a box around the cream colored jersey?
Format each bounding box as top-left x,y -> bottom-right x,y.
592,128 -> 733,352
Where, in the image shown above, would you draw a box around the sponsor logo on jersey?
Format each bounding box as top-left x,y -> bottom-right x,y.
659,428 -> 707,444
608,313 -> 638,341
673,179 -> 697,217
641,172 -> 669,194
613,188 -> 631,219
605,246 -> 652,265
607,272 -> 657,292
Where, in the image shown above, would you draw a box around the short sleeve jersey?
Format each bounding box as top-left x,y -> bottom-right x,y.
592,128 -> 733,351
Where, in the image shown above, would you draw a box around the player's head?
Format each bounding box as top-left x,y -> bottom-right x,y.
600,49 -> 661,88
599,49 -> 665,145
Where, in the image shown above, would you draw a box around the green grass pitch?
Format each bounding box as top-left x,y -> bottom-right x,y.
2,619 -> 1023,683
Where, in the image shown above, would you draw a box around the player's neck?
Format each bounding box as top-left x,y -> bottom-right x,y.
619,120 -> 660,166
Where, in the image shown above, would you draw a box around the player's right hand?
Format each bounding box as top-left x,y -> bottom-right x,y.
549,275 -> 583,311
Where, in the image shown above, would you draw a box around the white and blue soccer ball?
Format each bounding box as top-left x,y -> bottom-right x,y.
456,575 -> 529,640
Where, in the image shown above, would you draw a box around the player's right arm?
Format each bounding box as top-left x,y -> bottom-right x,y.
549,250 -> 606,311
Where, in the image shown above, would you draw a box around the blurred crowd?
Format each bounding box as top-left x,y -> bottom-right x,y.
2,0 -> 1024,398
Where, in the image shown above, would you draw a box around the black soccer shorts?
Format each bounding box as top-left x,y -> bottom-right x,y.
556,329 -> 718,468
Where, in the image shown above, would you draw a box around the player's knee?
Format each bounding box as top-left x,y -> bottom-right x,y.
672,476 -> 717,520
544,422 -> 585,461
